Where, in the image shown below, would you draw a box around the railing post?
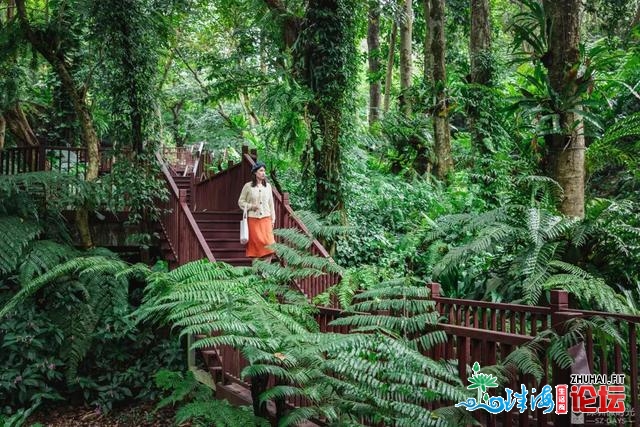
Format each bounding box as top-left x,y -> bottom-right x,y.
38,145 -> 46,171
281,192 -> 289,228
178,189 -> 187,262
550,289 -> 573,427
189,175 -> 196,212
428,282 -> 441,299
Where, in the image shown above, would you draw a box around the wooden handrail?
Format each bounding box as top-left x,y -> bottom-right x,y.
432,297 -> 552,314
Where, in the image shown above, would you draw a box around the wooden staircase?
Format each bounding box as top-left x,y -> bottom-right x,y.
193,211 -> 252,266
155,146 -> 338,424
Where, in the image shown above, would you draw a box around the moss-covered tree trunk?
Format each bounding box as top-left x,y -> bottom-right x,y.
263,0 -> 356,217
0,114 -> 5,149
367,0 -> 381,125
300,0 -> 357,217
383,22 -> 397,114
468,0 -> 492,153
542,0 -> 585,218
399,0 -> 413,116
430,0 -> 453,179
423,0 -> 432,84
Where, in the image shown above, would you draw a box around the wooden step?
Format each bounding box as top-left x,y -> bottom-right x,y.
212,248 -> 248,258
200,229 -> 239,239
205,238 -> 243,248
196,220 -> 239,230
193,212 -> 241,221
216,257 -> 253,267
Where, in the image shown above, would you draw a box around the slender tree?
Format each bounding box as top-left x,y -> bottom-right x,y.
423,0 -> 432,84
469,0 -> 491,85
367,0 -> 382,125
399,0 -> 413,115
468,0 -> 492,153
383,22 -> 398,113
429,0 -> 453,179
0,114 -> 5,149
542,0 -> 585,218
1,1 -> 39,148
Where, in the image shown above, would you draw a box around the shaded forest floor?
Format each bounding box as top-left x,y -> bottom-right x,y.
27,402 -> 179,427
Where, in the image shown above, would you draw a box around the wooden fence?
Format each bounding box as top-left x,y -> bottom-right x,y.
0,145 -> 114,177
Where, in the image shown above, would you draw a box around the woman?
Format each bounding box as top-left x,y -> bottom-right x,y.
238,161 -> 276,260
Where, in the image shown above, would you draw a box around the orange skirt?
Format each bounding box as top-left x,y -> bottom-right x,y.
246,217 -> 275,258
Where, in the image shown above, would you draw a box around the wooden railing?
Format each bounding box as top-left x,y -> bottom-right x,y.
156,152 -> 215,265
161,143 -> 216,178
427,285 -> 639,427
209,286 -> 640,427
0,146 -> 114,176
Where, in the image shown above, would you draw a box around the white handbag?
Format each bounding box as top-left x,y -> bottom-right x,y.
240,206 -> 249,245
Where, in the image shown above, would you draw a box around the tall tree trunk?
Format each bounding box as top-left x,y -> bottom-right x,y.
170,100 -> 184,147
542,0 -> 584,218
0,114 -> 6,149
264,0 -> 356,219
16,0 -> 99,247
423,0 -> 432,84
383,22 -> 397,113
430,0 -> 452,179
399,0 -> 413,116
301,0 -> 356,219
367,0 -> 381,125
468,0 -> 492,153
239,91 -> 259,127
469,0 -> 491,85
6,0 -> 15,20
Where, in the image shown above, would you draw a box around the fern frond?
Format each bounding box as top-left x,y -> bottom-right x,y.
0,256 -> 129,319
174,399 -> 267,427
273,227 -> 313,249
0,216 -> 42,274
17,239 -> 79,283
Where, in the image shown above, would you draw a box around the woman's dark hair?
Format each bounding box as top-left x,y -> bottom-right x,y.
251,171 -> 268,187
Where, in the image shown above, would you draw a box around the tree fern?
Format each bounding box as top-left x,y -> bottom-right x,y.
587,111 -> 640,177
424,203 -> 636,310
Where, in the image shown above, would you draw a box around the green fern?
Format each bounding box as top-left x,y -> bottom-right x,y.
424,204 -> 635,311
0,216 -> 42,274
0,253 -> 132,382
154,369 -> 268,427
17,240 -> 80,283
588,111 -> 640,177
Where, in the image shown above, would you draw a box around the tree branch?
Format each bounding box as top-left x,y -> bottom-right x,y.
173,47 -> 235,128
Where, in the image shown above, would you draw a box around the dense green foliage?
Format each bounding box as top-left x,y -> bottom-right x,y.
0,174 -> 183,423
2,0 -> 640,423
